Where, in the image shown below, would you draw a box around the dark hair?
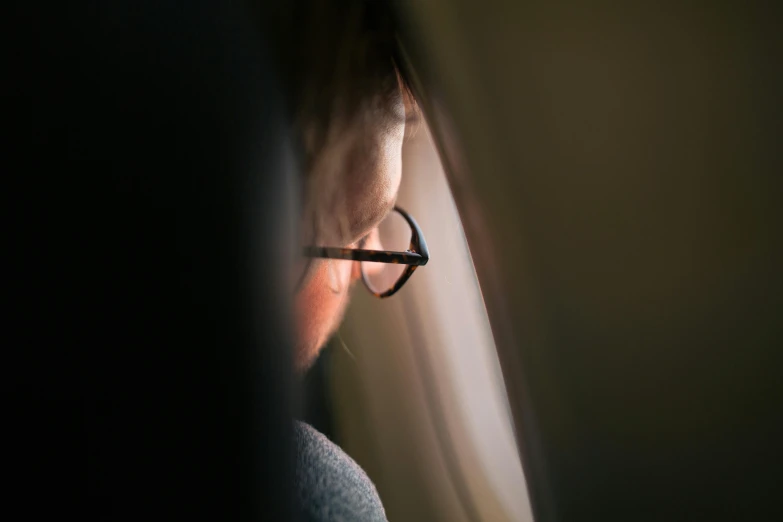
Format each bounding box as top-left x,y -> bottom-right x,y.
259,0 -> 416,252
261,0 -> 414,167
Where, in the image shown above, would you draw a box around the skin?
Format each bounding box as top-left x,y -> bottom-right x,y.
293,82 -> 411,372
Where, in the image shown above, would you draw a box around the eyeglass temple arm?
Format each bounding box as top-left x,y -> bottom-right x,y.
302,246 -> 428,266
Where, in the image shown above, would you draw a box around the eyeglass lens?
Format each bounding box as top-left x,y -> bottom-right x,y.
362,209 -> 412,294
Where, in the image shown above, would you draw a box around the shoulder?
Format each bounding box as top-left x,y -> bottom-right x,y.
294,421 -> 387,522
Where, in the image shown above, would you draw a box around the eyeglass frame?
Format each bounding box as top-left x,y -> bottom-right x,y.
302,206 -> 429,298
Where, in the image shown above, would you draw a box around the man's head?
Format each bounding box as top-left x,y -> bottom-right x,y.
266,0 -> 415,370
294,87 -> 411,370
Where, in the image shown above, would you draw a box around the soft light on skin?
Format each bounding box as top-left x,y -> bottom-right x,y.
293,84 -> 407,372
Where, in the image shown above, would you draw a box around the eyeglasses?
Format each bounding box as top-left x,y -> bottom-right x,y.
303,206 -> 429,298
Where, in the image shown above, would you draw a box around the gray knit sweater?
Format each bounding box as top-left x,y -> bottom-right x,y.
294,421 -> 388,522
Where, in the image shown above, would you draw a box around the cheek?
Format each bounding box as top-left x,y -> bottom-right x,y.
294,260 -> 356,364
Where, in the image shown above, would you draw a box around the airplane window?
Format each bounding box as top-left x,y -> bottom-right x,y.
303,120 -> 534,522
